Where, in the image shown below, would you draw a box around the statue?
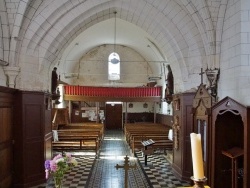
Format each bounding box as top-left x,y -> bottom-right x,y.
51,67 -> 58,94
165,65 -> 174,103
166,65 -> 174,94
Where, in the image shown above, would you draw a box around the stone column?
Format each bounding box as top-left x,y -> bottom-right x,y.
3,66 -> 20,88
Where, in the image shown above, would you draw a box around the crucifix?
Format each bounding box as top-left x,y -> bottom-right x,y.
199,68 -> 205,84
115,155 -> 137,188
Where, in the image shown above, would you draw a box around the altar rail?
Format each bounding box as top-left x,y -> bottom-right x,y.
63,85 -> 162,102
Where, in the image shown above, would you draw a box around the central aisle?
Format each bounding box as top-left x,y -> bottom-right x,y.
33,129 -> 191,188
86,130 -> 151,188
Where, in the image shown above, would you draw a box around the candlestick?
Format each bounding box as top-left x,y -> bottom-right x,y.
191,176 -> 207,188
190,133 -> 204,179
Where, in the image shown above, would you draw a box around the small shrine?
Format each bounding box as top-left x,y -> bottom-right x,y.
192,83 -> 213,185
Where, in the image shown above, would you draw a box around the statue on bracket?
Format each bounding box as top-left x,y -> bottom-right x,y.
51,67 -> 58,94
51,67 -> 60,101
165,65 -> 174,104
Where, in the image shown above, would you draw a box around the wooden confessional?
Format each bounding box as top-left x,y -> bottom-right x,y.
211,97 -> 250,188
172,92 -> 195,182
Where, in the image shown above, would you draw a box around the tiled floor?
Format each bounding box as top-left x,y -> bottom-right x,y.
34,130 -> 191,188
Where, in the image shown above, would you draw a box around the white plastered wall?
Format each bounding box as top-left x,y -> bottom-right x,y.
63,44 -> 153,87
219,0 -> 250,105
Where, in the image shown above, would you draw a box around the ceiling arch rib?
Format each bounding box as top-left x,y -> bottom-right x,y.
181,0 -> 216,69
0,0 -> 9,63
8,0 -> 30,66
18,0 -> 208,92
26,0 -> 81,52
23,0 -> 196,63
41,1 -> 202,89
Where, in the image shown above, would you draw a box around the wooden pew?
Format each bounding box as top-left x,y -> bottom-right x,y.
124,123 -> 173,154
124,123 -> 167,143
52,129 -> 102,155
60,123 -> 104,139
130,135 -> 173,154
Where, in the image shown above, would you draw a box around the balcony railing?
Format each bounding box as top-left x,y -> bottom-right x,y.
64,85 -> 161,98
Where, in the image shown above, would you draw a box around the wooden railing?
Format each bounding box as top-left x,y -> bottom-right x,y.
64,85 -> 162,101
64,85 -> 161,97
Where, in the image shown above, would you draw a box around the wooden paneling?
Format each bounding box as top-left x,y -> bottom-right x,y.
125,112 -> 154,123
156,114 -> 172,126
0,86 -> 16,188
13,91 -> 52,188
172,92 -> 195,182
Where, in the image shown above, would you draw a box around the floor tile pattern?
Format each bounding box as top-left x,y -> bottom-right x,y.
135,151 -> 191,188
32,130 -> 192,188
86,130 -> 151,188
33,153 -> 95,188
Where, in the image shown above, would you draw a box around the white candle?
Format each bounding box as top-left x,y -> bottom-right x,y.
190,133 -> 204,179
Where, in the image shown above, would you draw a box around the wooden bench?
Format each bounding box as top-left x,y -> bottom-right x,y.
131,135 -> 173,154
52,129 -> 102,155
60,123 -> 104,139
124,123 -> 173,154
124,123 -> 167,141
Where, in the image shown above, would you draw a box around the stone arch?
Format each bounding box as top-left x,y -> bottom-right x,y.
8,0 -> 30,66
0,0 -> 10,62
16,0 -> 209,92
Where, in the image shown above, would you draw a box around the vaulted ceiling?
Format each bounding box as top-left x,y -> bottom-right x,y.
1,0 -> 222,91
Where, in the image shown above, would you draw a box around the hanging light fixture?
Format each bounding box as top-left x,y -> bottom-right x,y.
111,11 -> 119,64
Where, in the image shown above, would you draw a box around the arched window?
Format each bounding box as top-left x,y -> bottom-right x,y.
108,52 -> 120,80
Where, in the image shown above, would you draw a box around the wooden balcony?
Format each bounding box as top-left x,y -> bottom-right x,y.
63,85 -> 162,102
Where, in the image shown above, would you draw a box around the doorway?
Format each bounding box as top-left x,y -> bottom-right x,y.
105,102 -> 123,129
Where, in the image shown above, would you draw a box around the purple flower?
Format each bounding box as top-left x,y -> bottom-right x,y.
53,154 -> 62,161
44,160 -> 51,170
50,160 -> 57,172
45,153 -> 77,179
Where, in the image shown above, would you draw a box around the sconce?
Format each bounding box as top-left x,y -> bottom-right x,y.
143,103 -> 148,108
128,103 -> 133,108
206,68 -> 219,99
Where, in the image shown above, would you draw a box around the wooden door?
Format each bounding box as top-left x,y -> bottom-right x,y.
105,103 -> 122,129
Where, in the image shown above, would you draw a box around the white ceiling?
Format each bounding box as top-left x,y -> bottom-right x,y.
60,18 -> 167,75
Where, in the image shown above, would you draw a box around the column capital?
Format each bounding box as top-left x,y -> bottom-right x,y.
3,66 -> 20,88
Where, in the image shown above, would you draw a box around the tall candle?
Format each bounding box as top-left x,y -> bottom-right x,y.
190,133 -> 204,179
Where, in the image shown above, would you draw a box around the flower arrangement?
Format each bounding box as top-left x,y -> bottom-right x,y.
44,153 -> 77,188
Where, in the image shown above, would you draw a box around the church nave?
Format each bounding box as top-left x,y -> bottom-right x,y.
33,130 -> 190,188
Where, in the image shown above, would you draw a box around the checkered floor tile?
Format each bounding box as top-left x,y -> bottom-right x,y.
135,151 -> 191,188
32,130 -> 192,188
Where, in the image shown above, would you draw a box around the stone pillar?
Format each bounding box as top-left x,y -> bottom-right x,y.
3,66 -> 20,88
